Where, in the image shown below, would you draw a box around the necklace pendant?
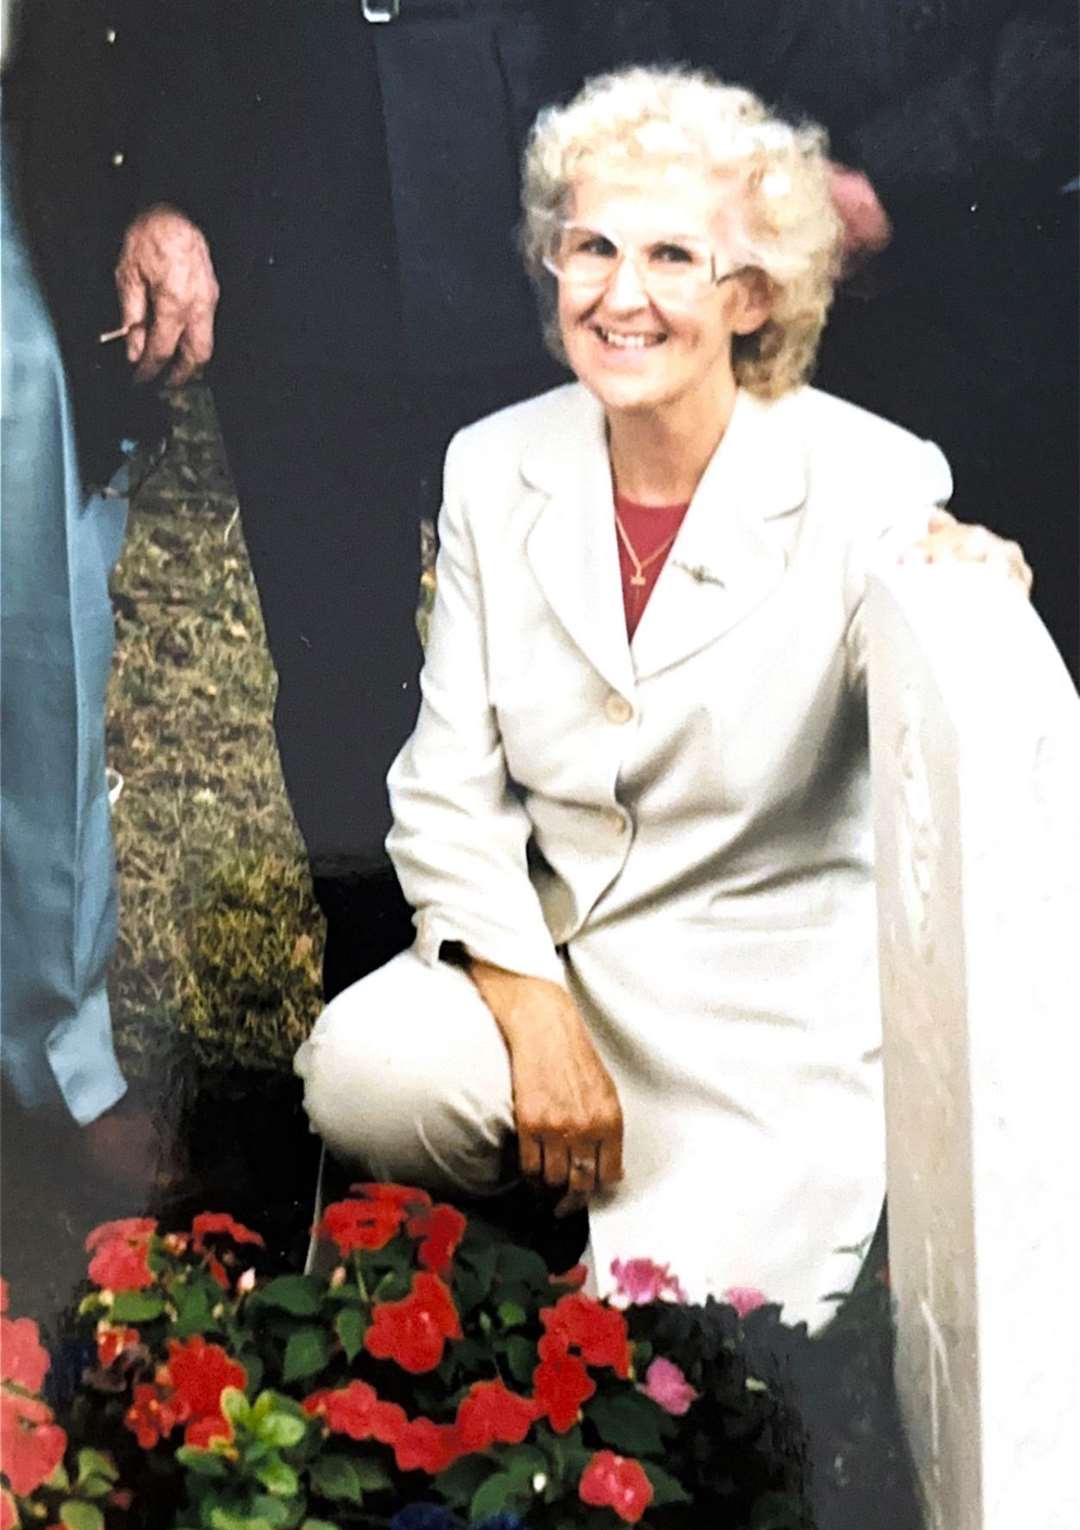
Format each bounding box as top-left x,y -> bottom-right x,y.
630,573 -> 647,587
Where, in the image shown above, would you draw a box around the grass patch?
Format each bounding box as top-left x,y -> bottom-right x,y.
106,385 -> 323,1086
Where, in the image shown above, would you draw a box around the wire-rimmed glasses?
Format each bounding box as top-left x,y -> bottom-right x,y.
542,222 -> 745,304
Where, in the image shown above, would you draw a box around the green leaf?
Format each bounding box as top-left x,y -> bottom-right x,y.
109,1290 -> 165,1322
173,1282 -> 217,1337
643,1462 -> 692,1507
469,1471 -> 521,1522
435,1453 -> 492,1507
497,1300 -> 527,1329
352,1457 -> 393,1493
256,1412 -> 308,1450
60,1504 -> 105,1530
499,1445 -> 549,1486
76,1449 -> 118,1488
177,1447 -> 231,1478
79,1476 -> 115,1499
44,1459 -> 70,1491
587,1391 -> 666,1456
308,1455 -> 364,1504
505,1334 -> 536,1385
300,1521 -> 341,1530
333,1306 -> 365,1362
221,1386 -> 253,1426
496,1245 -> 549,1290
282,1327 -> 330,1384
255,1458 -> 300,1497
208,1509 -> 274,1530
544,1424 -> 590,1486
257,1276 -> 323,1317
249,1498 -> 297,1530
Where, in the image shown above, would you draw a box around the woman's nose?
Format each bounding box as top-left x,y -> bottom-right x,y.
603,251 -> 651,310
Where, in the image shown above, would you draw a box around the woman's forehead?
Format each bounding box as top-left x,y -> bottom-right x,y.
567,161 -> 737,232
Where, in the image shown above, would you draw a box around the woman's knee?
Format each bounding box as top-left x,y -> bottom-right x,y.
293,948 -> 514,1196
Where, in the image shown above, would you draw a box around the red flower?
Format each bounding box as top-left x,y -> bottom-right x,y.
184,1411 -> 234,1450
166,1336 -> 246,1424
406,1204 -> 467,1277
539,1293 -> 631,1377
0,1315 -> 49,1393
85,1218 -> 157,1248
84,1218 -> 157,1293
392,1416 -> 463,1474
303,1382 -> 407,1446
124,1382 -> 187,1450
532,1350 -> 595,1433
364,1273 -> 462,1374
348,1183 -> 433,1211
95,1323 -> 142,1369
0,1390 -> 67,1495
579,1451 -> 654,1524
317,1198 -> 405,1256
190,1212 -> 265,1253
205,1256 -> 230,1290
455,1380 -> 538,1451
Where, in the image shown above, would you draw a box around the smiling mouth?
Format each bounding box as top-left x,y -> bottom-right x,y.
592,325 -> 667,349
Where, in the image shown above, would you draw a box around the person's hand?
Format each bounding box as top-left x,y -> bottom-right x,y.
828,164 -> 892,268
114,206 -> 219,385
899,507 -> 1033,596
468,960 -> 624,1218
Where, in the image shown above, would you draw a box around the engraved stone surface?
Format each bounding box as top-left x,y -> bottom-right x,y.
867,567 -> 1080,1530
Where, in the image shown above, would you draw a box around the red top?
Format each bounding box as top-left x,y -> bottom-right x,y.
614,490 -> 690,639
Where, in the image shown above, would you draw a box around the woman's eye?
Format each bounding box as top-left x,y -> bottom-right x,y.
578,234 -> 617,258
651,242 -> 695,265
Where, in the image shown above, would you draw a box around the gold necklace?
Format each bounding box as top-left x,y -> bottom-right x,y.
614,510 -> 680,588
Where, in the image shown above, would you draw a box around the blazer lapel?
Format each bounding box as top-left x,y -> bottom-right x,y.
523,388 -> 637,699
630,390 -> 807,681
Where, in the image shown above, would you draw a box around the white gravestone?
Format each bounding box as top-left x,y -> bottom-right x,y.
866,568 -> 1080,1530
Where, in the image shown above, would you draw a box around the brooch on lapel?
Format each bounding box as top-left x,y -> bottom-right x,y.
671,560 -> 725,587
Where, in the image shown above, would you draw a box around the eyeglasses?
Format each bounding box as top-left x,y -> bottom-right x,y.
542,223 -> 745,303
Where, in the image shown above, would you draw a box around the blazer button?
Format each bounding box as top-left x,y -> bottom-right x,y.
607,809 -> 629,835
605,693 -> 633,725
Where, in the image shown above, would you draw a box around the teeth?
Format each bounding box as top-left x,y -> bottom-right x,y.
597,328 -> 663,349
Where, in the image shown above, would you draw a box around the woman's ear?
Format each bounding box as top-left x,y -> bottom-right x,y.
729,268 -> 773,336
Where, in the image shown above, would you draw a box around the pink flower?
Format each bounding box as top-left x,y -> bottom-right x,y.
638,1357 -> 698,1417
723,1286 -> 767,1319
609,1258 -> 686,1308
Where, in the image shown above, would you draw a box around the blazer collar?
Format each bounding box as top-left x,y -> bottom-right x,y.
523,385 -> 807,690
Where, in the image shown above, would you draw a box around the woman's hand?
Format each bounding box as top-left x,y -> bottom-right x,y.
899,508 -> 1033,596
468,960 -> 624,1218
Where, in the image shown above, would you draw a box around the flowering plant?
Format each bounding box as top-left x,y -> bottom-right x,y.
1,1192 -> 913,1530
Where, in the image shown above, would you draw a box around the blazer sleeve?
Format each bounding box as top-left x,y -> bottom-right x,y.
842,437 -> 954,695
386,432 -> 566,987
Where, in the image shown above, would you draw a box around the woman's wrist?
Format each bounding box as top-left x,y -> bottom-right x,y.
467,958 -> 570,1047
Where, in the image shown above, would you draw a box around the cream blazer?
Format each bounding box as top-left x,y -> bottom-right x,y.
387,381 -> 951,1329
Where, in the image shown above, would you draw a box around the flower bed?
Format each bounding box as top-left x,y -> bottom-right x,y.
1,1187 -> 920,1530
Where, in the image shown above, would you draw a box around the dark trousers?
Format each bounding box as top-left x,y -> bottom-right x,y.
212,359 -> 560,998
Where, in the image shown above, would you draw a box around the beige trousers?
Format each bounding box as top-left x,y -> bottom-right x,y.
294,947 -> 518,1199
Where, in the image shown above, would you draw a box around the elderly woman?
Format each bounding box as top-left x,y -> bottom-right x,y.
295,67 -> 1029,1331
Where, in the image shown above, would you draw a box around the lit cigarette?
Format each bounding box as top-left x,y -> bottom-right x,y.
99,321 -> 142,344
